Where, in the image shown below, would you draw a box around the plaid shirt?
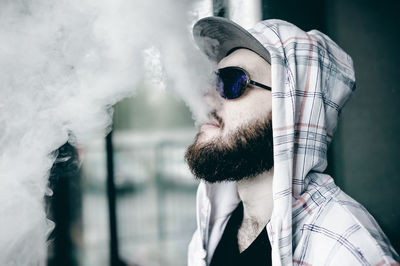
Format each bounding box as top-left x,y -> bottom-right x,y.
188,19 -> 399,266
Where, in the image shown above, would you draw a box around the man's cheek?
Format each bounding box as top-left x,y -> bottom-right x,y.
223,116 -> 244,133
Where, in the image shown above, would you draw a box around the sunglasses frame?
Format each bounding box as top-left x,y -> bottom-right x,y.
216,66 -> 271,99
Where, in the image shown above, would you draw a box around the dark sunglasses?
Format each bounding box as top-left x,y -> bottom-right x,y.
215,66 -> 271,99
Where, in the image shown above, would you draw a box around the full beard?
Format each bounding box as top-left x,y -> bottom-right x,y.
185,114 -> 273,183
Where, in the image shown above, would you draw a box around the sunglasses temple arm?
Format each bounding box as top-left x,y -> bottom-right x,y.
249,80 -> 271,91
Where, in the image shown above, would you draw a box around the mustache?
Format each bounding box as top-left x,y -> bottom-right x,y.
210,111 -> 224,129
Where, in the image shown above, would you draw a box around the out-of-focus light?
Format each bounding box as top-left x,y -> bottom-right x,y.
229,0 -> 262,29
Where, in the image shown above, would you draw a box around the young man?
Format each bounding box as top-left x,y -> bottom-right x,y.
185,17 -> 399,266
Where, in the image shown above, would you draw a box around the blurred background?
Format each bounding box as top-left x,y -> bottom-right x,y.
46,0 -> 399,265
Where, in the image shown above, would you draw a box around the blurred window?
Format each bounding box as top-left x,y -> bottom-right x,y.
81,81 -> 199,266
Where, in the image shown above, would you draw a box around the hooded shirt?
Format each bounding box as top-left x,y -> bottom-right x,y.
188,19 -> 400,266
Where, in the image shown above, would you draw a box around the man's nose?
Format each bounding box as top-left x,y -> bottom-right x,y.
204,88 -> 222,110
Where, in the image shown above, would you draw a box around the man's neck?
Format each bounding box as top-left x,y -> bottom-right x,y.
236,168 -> 274,252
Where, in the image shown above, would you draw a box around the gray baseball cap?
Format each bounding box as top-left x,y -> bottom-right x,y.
192,16 -> 271,64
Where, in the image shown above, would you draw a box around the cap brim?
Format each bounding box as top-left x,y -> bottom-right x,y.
193,16 -> 270,64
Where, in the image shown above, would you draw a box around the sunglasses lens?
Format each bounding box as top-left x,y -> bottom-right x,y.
217,68 -> 248,99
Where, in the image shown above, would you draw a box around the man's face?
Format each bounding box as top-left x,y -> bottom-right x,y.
185,48 -> 273,183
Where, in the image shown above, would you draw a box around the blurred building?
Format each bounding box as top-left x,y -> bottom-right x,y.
79,79 -> 200,266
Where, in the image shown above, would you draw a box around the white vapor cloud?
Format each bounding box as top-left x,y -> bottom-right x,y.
0,0 -> 213,265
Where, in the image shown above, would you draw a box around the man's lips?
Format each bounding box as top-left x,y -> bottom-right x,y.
201,121 -> 220,129
201,121 -> 220,128
200,111 -> 223,130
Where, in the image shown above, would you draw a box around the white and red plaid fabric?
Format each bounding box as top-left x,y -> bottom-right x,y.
188,19 -> 399,266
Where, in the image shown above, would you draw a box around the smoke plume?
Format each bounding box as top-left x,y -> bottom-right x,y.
0,0 -> 213,265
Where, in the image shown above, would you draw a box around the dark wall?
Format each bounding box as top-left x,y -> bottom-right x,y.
325,0 -> 400,253
263,0 -> 400,253
262,0 -> 326,32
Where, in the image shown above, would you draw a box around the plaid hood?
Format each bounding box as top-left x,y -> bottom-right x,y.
189,19 -> 399,266
249,20 -> 355,264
